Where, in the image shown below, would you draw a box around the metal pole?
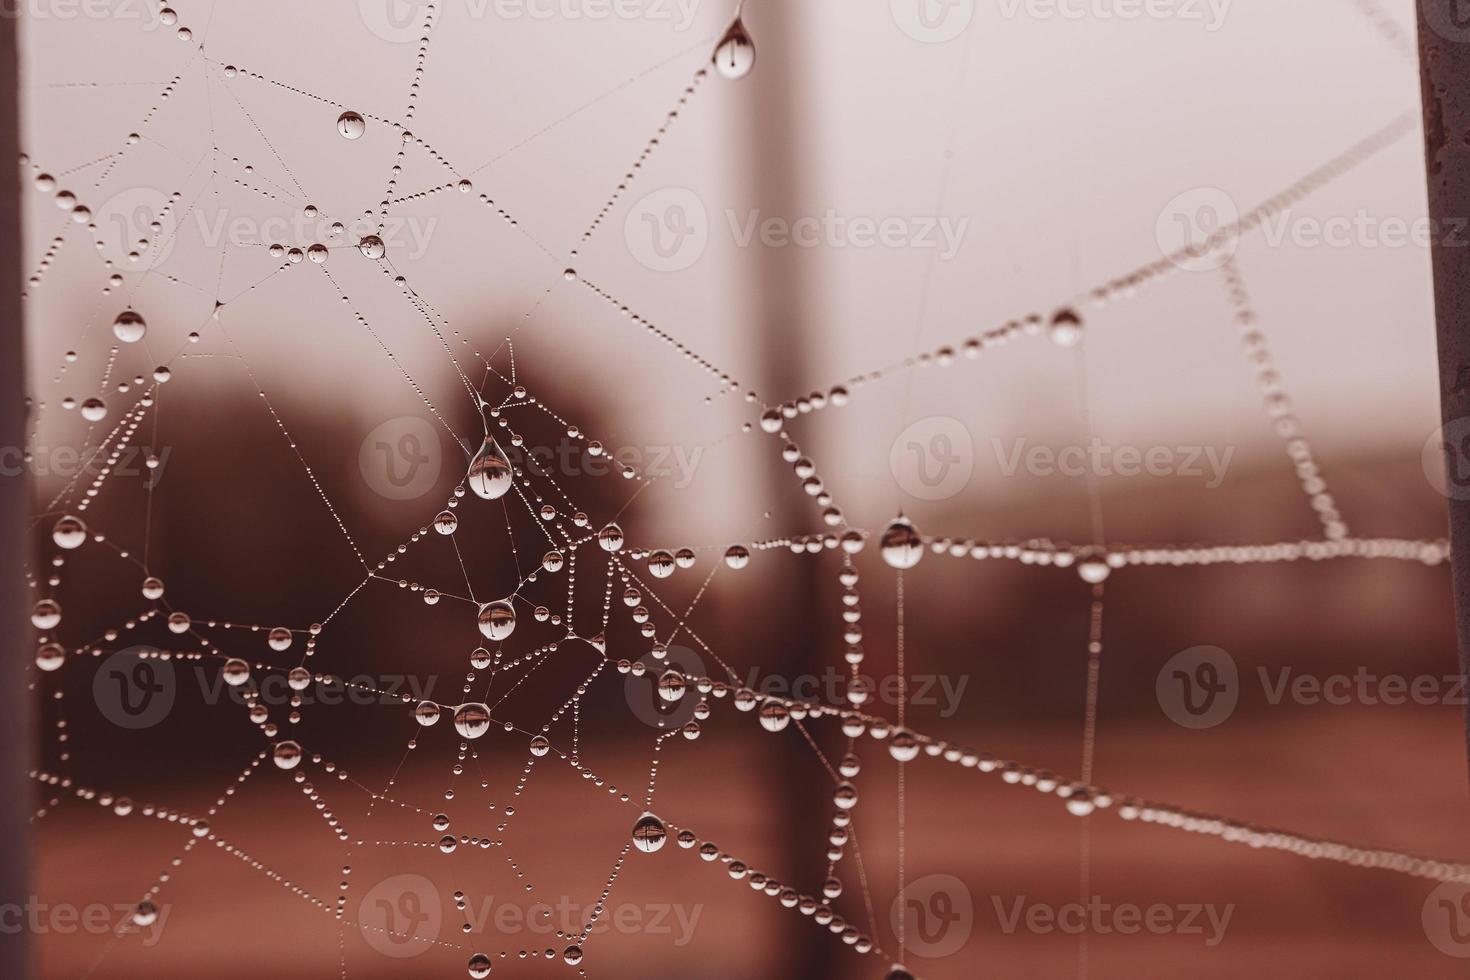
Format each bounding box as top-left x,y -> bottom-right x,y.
1418,0 -> 1470,773
0,3 -> 33,975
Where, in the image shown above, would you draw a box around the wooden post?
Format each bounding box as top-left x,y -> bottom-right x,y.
0,2 -> 33,975
1418,0 -> 1470,774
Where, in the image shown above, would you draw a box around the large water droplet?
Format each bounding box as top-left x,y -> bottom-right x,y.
477,599 -> 516,641
112,310 -> 146,343
632,812 -> 667,853
467,437 -> 513,500
880,516 -> 923,570
52,515 -> 86,550
597,522 -> 625,552
337,111 -> 366,140
713,18 -> 755,79
454,702 -> 492,739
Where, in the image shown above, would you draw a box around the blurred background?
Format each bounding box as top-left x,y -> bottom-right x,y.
16,0 -> 1470,976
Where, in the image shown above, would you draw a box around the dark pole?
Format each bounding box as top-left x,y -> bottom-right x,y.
1418,0 -> 1470,773
736,3 -> 835,975
0,3 -> 32,976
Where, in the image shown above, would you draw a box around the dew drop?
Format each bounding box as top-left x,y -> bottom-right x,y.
476,599 -> 516,641
454,702 -> 492,739
880,516 -> 923,570
632,812 -> 667,853
52,515 -> 86,550
112,310 -> 146,343
467,437 -> 513,500
713,18 -> 755,79
337,111 -> 366,140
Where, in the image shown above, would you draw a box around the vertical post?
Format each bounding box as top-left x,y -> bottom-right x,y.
0,3 -> 32,976
737,4 -> 836,975
1418,0 -> 1470,774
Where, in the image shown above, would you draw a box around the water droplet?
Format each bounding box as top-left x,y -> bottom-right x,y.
888,728 -> 920,762
713,18 -> 755,79
272,740 -> 302,770
724,544 -> 750,569
434,510 -> 458,534
542,550 -> 564,572
563,944 -> 583,965
657,669 -> 687,703
30,599 -> 61,630
467,953 -> 492,978
1078,559 -> 1110,584
52,515 -> 86,550
80,398 -> 107,422
632,812 -> 667,853
880,516 -> 923,570
337,111 -> 366,140
357,234 -> 385,259
141,576 -> 164,599
414,701 -> 442,726
454,702 -> 492,739
467,437 -> 513,500
222,658 -> 250,686
648,550 -> 675,578
133,901 -> 158,927
1049,307 -> 1084,347
35,643 -> 65,672
476,600 -> 516,641
267,627 -> 292,652
112,310 -> 146,343
759,703 -> 790,732
530,735 -> 551,757
598,522 -> 625,552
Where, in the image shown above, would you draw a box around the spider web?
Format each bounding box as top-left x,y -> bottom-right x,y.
17,1 -> 1467,978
